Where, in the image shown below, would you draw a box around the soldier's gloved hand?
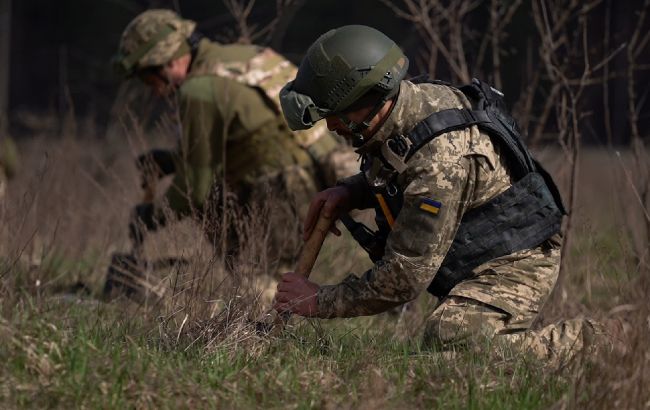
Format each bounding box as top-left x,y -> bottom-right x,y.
136,149 -> 176,180
128,220 -> 145,250
303,186 -> 352,241
128,203 -> 166,246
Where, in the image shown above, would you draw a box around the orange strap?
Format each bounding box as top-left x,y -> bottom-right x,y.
375,193 -> 395,228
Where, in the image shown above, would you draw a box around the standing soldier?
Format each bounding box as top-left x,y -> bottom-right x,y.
108,10 -> 353,294
275,25 -> 616,366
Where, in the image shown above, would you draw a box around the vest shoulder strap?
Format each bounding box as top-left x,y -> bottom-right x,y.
404,108 -> 490,161
382,77 -> 566,211
383,78 -> 539,180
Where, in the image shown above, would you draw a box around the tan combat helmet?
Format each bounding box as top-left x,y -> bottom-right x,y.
113,9 -> 196,78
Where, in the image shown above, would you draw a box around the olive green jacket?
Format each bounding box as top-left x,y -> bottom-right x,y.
165,39 -> 313,215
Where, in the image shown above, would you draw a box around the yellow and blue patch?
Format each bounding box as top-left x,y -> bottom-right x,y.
419,198 -> 442,215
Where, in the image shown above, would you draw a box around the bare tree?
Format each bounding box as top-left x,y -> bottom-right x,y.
602,0 -> 613,146
487,0 -> 523,90
625,0 -> 650,272
0,0 -> 10,135
380,0 -> 476,83
381,0 -> 523,86
530,0 -> 639,289
221,0 -> 305,46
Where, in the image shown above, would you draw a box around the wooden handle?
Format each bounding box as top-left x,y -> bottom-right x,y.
294,211 -> 333,277
270,210 -> 333,332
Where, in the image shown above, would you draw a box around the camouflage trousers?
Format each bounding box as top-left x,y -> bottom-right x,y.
118,164 -> 320,306
423,235 -> 606,367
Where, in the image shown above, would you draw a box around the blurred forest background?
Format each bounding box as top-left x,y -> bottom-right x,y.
1,0 -> 649,145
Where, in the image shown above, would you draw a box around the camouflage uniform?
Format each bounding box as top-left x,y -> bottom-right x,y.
163,38 -> 321,217
116,10 -> 353,274
317,80 -> 604,365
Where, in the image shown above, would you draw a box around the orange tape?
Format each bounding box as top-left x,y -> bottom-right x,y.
375,193 -> 395,228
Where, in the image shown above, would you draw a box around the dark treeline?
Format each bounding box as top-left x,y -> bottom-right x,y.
4,0 -> 650,145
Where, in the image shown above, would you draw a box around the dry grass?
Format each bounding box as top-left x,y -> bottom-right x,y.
0,129 -> 649,408
536,147 -> 650,409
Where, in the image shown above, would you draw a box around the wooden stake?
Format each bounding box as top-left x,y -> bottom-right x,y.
269,210 -> 333,333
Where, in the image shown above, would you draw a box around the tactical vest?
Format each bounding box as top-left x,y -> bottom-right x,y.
189,43 -> 336,156
342,78 -> 566,298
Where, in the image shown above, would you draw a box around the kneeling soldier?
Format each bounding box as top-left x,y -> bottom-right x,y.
275,25 -> 613,366
110,9 -> 351,284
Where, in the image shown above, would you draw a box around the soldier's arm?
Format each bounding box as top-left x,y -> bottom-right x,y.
317,139 -> 474,318
164,77 -> 218,216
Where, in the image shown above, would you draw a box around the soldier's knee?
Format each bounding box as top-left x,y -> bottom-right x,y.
423,313 -> 467,348
423,309 -> 487,348
423,298 -> 503,349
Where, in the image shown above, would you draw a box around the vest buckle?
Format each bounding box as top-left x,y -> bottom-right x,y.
380,134 -> 411,174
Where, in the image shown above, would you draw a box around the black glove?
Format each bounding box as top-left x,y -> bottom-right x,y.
128,203 -> 166,247
136,149 -> 176,178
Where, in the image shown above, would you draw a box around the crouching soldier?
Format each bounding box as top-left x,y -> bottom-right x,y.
106,10 -> 355,299
274,25 -> 616,367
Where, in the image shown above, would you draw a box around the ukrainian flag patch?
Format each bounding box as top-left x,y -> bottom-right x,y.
419,198 -> 442,215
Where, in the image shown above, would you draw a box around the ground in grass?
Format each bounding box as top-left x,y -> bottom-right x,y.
1,294 -> 571,409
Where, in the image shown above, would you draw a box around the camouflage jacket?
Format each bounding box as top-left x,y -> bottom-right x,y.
165,39 -> 315,214
317,80 -> 517,318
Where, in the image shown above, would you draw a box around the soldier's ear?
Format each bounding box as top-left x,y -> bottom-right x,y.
165,53 -> 192,78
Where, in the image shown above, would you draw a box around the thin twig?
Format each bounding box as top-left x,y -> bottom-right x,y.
615,152 -> 650,224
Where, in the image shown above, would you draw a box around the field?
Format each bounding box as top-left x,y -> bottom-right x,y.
1,134 -> 649,409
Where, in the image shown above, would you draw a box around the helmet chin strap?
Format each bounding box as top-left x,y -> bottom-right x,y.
340,95 -> 389,148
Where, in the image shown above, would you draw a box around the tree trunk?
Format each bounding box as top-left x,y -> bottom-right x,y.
0,0 -> 10,134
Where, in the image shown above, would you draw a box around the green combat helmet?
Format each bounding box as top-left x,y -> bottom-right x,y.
280,25 -> 409,147
113,9 -> 196,78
